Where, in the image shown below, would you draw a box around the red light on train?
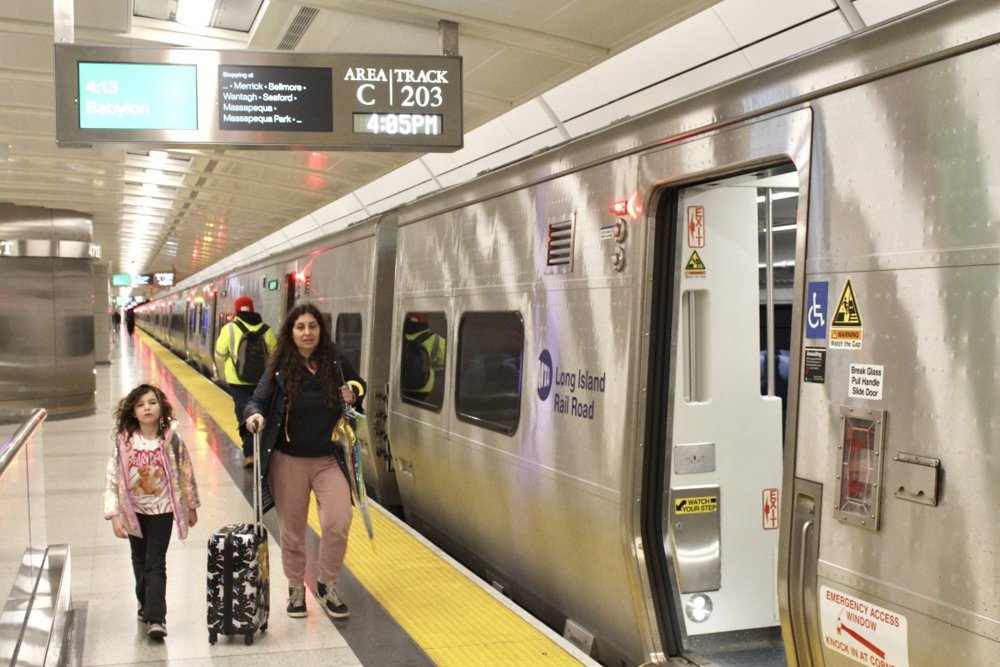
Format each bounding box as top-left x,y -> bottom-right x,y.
295,271 -> 306,282
609,191 -> 643,220
186,296 -> 192,302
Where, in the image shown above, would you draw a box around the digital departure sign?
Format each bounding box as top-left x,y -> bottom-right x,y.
55,45 -> 463,151
218,64 -> 332,132
79,62 -> 198,130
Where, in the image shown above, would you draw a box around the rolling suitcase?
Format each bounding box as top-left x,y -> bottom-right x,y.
207,428 -> 270,645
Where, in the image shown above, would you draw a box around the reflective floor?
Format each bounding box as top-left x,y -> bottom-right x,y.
50,332 -> 369,665
41,330 -> 595,666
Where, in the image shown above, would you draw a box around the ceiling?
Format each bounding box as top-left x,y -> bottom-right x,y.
0,0 -> 932,286
0,0 -> 724,279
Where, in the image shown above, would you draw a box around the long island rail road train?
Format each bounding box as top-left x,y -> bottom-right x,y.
136,1 -> 1000,665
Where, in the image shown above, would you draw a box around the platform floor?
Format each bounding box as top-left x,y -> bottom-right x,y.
45,330 -> 597,666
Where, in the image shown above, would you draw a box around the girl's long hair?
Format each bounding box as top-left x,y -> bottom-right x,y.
269,302 -> 343,410
113,383 -> 174,440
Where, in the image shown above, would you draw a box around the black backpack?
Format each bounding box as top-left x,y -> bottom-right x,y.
401,335 -> 432,392
230,320 -> 269,384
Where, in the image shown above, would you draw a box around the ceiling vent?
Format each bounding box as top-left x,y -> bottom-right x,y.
277,6 -> 319,51
545,215 -> 575,274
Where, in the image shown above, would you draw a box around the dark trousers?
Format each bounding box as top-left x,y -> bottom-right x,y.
230,384 -> 256,458
128,512 -> 174,625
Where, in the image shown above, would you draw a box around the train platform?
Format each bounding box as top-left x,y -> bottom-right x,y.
42,329 -> 600,666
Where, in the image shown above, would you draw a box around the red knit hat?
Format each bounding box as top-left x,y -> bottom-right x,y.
234,296 -> 254,313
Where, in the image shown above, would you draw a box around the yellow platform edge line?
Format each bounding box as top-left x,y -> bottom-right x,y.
137,330 -> 582,666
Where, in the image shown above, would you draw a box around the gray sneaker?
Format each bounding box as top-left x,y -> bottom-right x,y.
287,585 -> 307,617
147,622 -> 167,639
315,581 -> 349,619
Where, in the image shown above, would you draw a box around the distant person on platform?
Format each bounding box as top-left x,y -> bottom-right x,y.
215,297 -> 276,468
112,310 -> 121,333
125,309 -> 135,337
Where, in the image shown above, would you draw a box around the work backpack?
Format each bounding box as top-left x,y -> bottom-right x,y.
229,320 -> 269,384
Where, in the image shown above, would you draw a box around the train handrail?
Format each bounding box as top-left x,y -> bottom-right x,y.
0,408 -> 47,484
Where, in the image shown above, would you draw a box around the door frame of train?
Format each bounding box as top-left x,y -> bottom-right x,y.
631,108 -> 814,663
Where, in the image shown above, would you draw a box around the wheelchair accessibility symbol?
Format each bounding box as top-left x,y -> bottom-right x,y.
806,281 -> 828,339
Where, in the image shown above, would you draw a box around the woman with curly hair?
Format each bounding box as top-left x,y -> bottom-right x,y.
103,383 -> 200,640
245,302 -> 366,620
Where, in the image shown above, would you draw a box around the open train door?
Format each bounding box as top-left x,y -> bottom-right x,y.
636,110 -> 818,664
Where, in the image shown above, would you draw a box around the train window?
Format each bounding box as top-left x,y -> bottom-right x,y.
335,313 -> 363,374
400,311 -> 447,411
455,311 -> 524,436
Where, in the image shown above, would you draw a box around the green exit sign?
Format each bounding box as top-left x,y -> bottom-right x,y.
112,273 -> 131,287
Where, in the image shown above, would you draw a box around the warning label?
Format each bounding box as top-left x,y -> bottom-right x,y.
674,496 -> 717,514
850,363 -> 883,400
820,586 -> 909,667
684,251 -> 706,278
831,278 -> 863,350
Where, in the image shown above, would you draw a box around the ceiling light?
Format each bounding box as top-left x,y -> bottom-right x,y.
176,0 -> 216,28
143,183 -> 157,191
145,169 -> 163,178
149,150 -> 169,161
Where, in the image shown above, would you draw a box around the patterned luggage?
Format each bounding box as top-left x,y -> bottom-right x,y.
207,429 -> 270,645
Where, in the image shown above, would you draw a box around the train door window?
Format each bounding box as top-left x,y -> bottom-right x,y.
336,313 -> 363,373
400,311 -> 447,411
455,312 -> 524,436
757,165 -> 798,429
284,273 -> 297,315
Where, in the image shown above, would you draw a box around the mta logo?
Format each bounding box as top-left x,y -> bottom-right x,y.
537,349 -> 553,401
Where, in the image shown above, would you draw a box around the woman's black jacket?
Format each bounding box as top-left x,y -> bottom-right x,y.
243,352 -> 366,514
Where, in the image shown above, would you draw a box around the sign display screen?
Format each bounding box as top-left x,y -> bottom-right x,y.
112,273 -> 132,287
55,45 -> 463,151
154,272 -> 175,286
79,62 -> 198,130
133,273 -> 153,286
219,65 -> 332,132
353,113 -> 443,135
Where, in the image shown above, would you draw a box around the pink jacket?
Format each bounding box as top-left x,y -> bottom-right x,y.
103,426 -> 201,540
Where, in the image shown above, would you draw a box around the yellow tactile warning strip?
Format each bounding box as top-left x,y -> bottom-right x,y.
137,331 -> 585,666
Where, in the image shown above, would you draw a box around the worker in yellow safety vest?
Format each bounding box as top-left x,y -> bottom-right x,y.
214,296 -> 277,467
401,314 -> 446,397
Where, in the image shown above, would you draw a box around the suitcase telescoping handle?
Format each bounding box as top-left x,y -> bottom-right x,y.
251,423 -> 264,537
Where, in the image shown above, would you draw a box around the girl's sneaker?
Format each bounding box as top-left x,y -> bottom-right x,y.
147,622 -> 167,639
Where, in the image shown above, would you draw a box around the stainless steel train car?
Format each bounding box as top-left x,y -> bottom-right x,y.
138,1 -> 1000,664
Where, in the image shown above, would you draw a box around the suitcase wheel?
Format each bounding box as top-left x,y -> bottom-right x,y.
209,630 -> 217,645
245,632 -> 254,646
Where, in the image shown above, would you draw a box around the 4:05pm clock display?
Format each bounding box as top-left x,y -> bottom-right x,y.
353,113 -> 443,135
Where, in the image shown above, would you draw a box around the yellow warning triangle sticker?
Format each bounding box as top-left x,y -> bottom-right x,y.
832,278 -> 862,328
685,250 -> 706,271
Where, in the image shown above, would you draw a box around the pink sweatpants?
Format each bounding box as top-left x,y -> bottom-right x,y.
266,451 -> 352,586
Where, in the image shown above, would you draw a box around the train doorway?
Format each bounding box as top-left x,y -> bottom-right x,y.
643,162 -> 802,664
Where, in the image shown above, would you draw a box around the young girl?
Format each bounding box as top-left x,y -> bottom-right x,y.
103,383 -> 200,640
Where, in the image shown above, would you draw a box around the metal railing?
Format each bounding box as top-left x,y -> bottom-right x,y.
0,408 -> 47,484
